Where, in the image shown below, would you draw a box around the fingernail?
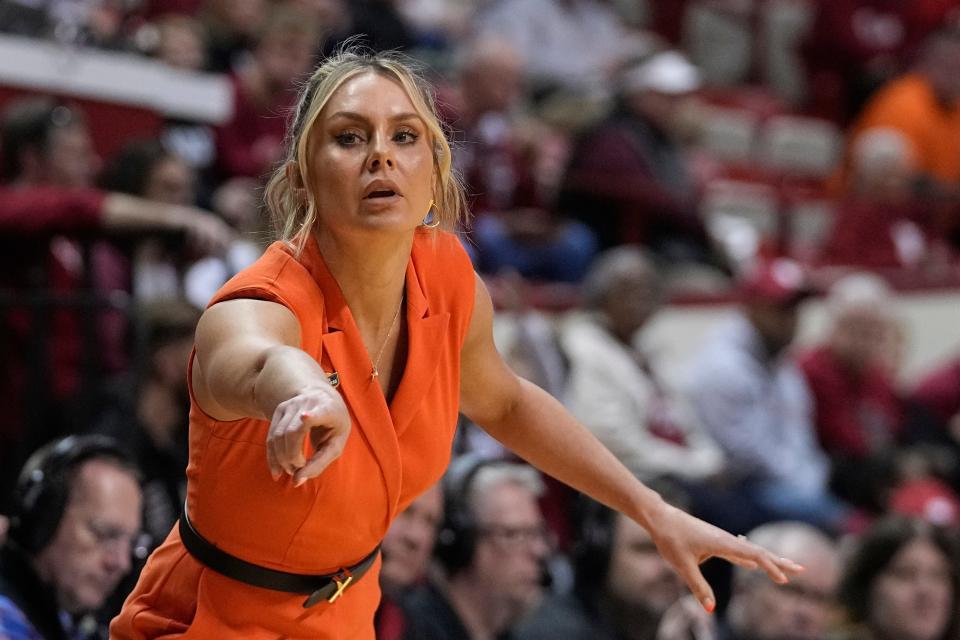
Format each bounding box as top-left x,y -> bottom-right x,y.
295,477 -> 306,487
704,598 -> 715,613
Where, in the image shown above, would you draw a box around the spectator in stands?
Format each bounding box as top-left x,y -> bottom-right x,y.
375,482 -> 444,640
100,138 -> 198,300
559,247 -> 724,483
560,51 -> 714,266
0,98 -> 231,512
823,127 -> 948,269
99,137 -> 262,305
152,14 -> 208,72
100,139 -> 197,208
0,98 -> 230,249
89,300 -> 198,548
214,5 -> 318,180
200,0 -> 266,73
516,481 -> 690,640
803,0 -> 960,124
402,459 -> 551,639
0,0 -> 139,48
0,435 -> 143,640
450,37 -> 598,282
448,38 -> 534,215
472,0 -> 635,94
798,273 -> 904,510
846,27 -> 960,194
835,516 -> 958,640
659,521 -> 840,640
721,521 -> 840,640
686,258 -> 846,532
340,0 -> 416,53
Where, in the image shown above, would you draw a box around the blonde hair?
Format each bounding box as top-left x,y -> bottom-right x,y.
264,45 -> 468,254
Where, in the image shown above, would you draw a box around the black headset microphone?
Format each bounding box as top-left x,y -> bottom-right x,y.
433,456 -> 553,587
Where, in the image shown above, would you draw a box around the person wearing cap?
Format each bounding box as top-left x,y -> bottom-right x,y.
685,259 -> 848,533
559,49 -> 713,266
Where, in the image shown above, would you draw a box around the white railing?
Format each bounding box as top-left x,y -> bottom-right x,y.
0,34 -> 232,124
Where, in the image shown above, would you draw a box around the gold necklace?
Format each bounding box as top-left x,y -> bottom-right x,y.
370,294 -> 404,382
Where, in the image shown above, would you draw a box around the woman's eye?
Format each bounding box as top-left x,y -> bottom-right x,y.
394,130 -> 419,144
335,132 -> 364,146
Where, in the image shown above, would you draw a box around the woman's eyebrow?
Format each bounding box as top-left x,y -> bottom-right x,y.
327,111 -> 423,124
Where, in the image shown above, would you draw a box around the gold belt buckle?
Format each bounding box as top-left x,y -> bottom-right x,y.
327,573 -> 353,603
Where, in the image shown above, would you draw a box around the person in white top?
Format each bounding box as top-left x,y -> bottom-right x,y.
560,247 -> 724,482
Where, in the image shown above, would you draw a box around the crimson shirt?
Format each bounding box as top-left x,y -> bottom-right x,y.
798,345 -> 904,458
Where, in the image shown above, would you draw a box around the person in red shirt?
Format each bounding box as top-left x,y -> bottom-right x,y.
213,5 -> 317,180
798,273 -> 904,510
0,97 -> 232,512
821,127 -> 943,270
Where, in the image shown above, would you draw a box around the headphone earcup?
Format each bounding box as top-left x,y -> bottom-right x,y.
8,435 -> 131,555
9,444 -> 72,554
434,456 -> 495,574
434,506 -> 476,573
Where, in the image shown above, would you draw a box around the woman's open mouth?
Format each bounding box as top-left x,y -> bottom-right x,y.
365,190 -> 397,199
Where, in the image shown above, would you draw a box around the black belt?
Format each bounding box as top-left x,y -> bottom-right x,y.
179,507 -> 380,608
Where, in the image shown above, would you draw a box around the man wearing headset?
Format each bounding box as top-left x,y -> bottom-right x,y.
0,435 -> 142,640
516,479 -> 690,640
401,458 -> 552,639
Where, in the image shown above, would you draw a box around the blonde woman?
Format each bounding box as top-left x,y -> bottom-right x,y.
112,48 -> 800,638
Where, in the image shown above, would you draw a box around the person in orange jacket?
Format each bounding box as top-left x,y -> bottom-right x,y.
110,48 -> 801,639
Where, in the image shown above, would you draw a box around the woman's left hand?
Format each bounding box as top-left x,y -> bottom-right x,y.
646,501 -> 804,613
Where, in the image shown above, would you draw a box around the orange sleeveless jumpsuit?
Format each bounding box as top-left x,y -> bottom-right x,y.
111,230 -> 475,638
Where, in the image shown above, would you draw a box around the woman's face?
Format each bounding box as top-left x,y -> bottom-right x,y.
868,538 -> 954,640
306,72 -> 436,238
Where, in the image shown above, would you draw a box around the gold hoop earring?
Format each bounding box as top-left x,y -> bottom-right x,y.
422,200 -> 440,228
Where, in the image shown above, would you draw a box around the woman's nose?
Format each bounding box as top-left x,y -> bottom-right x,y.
367,134 -> 395,171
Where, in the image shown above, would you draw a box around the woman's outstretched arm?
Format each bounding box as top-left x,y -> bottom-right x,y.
192,299 -> 351,484
459,274 -> 801,612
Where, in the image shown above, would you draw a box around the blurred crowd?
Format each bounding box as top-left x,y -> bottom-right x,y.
2,0 -> 960,638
